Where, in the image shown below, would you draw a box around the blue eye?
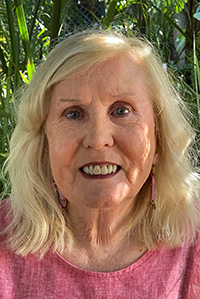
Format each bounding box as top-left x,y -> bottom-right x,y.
65,110 -> 81,119
113,107 -> 129,116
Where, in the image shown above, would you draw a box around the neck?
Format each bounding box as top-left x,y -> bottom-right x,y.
67,200 -> 134,248
61,201 -> 147,272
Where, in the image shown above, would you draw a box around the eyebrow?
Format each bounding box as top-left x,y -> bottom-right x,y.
59,93 -> 135,103
59,98 -> 81,103
112,92 -> 135,97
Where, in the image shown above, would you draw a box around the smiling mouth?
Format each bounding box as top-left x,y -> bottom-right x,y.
80,164 -> 121,176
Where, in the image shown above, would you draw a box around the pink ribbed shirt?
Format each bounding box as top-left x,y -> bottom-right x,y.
0,199 -> 200,299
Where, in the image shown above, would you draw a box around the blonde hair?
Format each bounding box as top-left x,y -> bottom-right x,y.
2,30 -> 200,256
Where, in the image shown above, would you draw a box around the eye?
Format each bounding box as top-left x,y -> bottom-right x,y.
65,109 -> 83,120
112,106 -> 130,116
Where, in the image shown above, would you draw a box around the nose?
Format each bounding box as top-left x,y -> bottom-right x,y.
83,118 -> 114,150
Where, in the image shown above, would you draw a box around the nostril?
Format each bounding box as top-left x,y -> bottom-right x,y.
83,128 -> 114,149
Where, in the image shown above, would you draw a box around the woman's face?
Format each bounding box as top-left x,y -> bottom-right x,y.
46,54 -> 156,209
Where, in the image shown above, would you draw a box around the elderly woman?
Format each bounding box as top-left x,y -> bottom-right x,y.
0,30 -> 200,298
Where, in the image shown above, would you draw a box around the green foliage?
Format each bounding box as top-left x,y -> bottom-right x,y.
0,0 -> 200,197
101,0 -> 117,27
193,34 -> 200,119
14,0 -> 35,79
194,12 -> 200,21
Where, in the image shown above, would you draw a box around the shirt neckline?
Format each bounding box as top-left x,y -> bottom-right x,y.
55,249 -> 154,277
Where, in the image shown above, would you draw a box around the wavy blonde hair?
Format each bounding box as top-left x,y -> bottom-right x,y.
2,30 -> 200,256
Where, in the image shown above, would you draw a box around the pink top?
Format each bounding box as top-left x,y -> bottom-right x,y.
0,199 -> 200,299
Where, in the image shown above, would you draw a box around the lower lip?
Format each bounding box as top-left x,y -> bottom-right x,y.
80,169 -> 121,179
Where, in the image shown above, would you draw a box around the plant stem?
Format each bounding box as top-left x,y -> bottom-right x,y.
50,0 -> 62,47
193,33 -> 200,119
14,0 -> 35,80
2,61 -> 12,153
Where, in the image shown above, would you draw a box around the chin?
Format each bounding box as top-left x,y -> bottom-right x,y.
73,192 -> 132,210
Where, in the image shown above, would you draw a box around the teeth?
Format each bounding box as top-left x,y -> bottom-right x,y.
101,165 -> 108,175
83,166 -> 89,174
93,165 -> 101,175
107,165 -> 113,174
82,164 -> 119,175
88,165 -> 93,175
113,165 -> 117,173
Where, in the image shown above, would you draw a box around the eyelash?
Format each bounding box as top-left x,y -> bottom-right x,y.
64,104 -> 132,120
111,106 -> 130,116
65,110 -> 83,120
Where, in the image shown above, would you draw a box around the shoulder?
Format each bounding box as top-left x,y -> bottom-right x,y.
0,198 -> 12,228
178,233 -> 200,298
189,232 -> 200,264
188,232 -> 200,257
187,235 -> 200,297
0,198 -> 12,243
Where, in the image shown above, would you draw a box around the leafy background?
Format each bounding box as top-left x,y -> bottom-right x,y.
0,0 -> 200,195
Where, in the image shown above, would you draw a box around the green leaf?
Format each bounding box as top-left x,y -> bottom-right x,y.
193,12 -> 200,21
101,0 -> 117,28
29,0 -> 42,39
19,70 -> 30,84
50,0 -> 62,43
151,3 -> 192,45
14,0 -> 35,79
5,0 -> 18,63
0,45 -> 8,75
193,34 -> 200,119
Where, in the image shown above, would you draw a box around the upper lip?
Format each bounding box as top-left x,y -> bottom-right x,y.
80,161 -> 120,168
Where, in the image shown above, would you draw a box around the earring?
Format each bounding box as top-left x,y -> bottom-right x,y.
57,189 -> 67,208
150,155 -> 158,210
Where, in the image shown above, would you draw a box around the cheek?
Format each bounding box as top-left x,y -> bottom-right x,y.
48,142 -> 76,191
48,144 -> 64,183
123,123 -> 155,164
127,123 -> 156,185
47,131 -> 78,175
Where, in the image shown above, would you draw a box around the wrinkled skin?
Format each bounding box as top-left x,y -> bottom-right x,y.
46,54 -> 156,211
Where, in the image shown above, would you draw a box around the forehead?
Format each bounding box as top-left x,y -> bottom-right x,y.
52,54 -> 146,97
95,54 -> 141,75
48,54 -> 154,125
